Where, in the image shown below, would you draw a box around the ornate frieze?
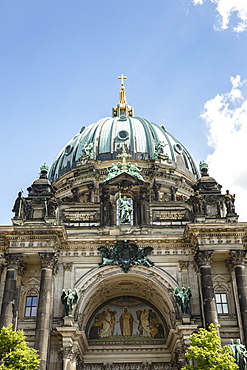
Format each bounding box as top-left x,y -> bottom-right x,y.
79,363 -> 174,370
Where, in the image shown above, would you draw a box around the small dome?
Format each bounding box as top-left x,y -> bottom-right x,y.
48,115 -> 199,183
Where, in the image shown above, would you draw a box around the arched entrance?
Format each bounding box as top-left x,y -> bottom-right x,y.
57,266 -> 197,369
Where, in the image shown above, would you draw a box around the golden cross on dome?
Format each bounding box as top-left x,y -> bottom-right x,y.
118,74 -> 127,86
117,147 -> 132,170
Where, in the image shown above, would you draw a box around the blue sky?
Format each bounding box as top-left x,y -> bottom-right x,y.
0,0 -> 247,224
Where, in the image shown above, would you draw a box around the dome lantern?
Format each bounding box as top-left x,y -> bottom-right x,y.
112,74 -> 134,117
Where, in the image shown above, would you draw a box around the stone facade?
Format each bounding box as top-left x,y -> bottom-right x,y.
0,86 -> 247,369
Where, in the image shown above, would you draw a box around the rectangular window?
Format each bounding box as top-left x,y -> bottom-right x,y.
215,293 -> 228,314
25,296 -> 38,317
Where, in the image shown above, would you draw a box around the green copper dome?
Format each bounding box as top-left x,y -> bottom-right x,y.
48,78 -> 199,183
48,115 -> 199,182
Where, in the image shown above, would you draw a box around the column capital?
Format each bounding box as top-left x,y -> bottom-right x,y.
39,252 -> 58,273
194,250 -> 213,268
63,262 -> 73,271
4,253 -> 23,270
179,261 -> 189,270
228,250 -> 247,267
59,346 -> 79,361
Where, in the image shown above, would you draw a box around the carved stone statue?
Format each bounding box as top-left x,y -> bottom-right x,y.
61,289 -> 79,316
119,196 -> 133,224
189,190 -> 205,214
228,339 -> 247,370
12,191 -> 24,218
47,197 -> 57,217
225,190 -> 236,215
174,287 -> 192,315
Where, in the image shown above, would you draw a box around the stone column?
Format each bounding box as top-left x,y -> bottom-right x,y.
35,252 -> 57,370
0,253 -> 22,328
194,250 -> 218,328
229,250 -> 247,343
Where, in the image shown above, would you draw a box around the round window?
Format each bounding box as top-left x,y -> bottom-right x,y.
65,145 -> 73,155
173,143 -> 183,154
118,130 -> 129,141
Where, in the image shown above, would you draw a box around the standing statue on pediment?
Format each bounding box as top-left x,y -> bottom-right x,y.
189,190 -> 205,215
225,190 -> 236,214
12,191 -> 24,218
47,197 -> 57,217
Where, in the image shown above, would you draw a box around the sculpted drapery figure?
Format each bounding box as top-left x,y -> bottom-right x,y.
119,196 -> 133,224
61,289 -> 79,316
228,339 -> 247,370
12,191 -> 24,218
117,308 -> 134,337
174,287 -> 192,315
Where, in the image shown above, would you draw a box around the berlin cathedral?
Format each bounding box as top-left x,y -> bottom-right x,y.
0,76 -> 247,370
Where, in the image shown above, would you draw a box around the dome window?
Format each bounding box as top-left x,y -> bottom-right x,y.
118,130 -> 129,141
173,143 -> 183,154
65,145 -> 73,155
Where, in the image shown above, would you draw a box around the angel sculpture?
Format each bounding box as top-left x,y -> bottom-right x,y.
174,287 -> 192,315
135,246 -> 154,267
98,246 -> 116,267
61,289 -> 79,316
98,241 -> 154,273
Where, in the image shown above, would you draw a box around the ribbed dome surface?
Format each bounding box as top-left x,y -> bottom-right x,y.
48,116 -> 199,183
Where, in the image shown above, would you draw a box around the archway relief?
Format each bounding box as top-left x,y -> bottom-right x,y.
57,265 -> 198,367
74,265 -> 180,332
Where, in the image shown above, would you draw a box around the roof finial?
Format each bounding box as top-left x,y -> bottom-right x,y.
118,74 -> 127,87
112,74 -> 134,117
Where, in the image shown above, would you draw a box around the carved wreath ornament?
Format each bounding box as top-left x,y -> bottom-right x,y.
98,240 -> 154,273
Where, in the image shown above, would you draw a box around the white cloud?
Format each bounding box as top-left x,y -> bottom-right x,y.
200,75 -> 247,221
192,0 -> 247,33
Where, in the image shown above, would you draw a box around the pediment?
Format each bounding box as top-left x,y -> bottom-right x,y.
22,277 -> 40,286
104,171 -> 144,185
